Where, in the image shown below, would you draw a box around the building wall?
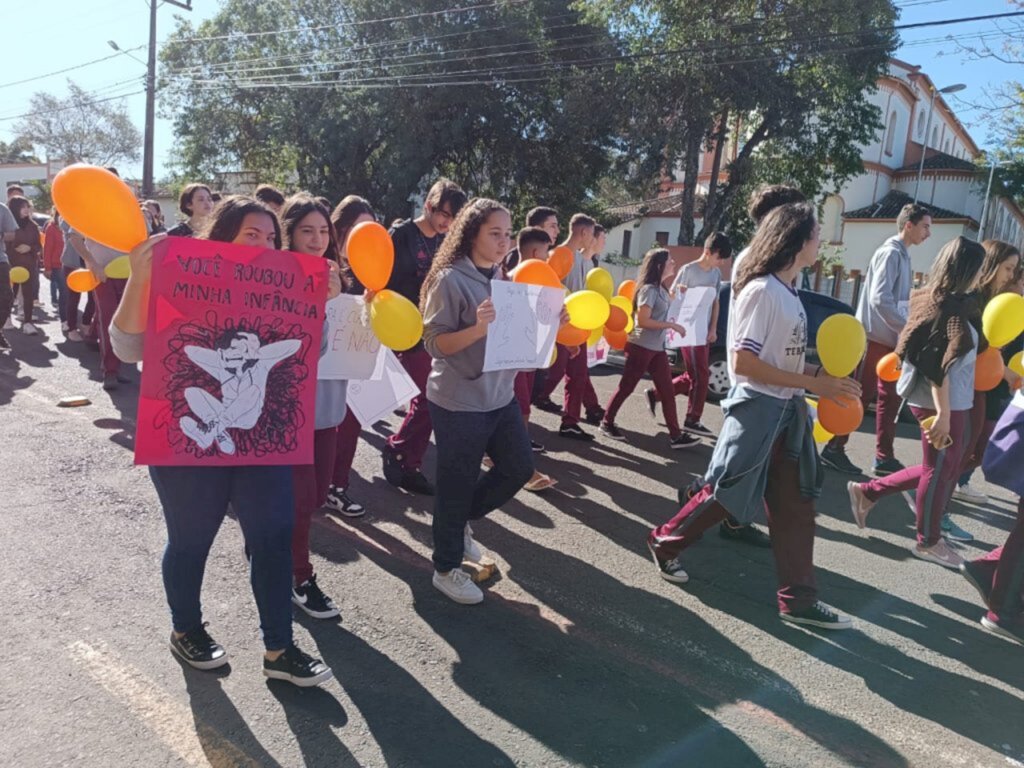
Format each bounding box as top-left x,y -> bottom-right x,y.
1,164 -> 49,196
841,220 -> 974,274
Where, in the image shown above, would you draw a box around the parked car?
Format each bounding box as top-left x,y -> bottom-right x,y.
606,283 -> 855,403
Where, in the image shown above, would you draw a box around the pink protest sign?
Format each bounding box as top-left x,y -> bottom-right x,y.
135,236 -> 329,466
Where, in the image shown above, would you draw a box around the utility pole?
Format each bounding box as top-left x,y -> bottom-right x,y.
142,0 -> 192,198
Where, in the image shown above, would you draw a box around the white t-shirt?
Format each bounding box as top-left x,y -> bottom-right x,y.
729,246 -> 750,282
728,274 -> 807,400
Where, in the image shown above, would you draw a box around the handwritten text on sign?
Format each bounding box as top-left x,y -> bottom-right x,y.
665,286 -> 716,349
483,281 -> 564,372
319,294 -> 385,381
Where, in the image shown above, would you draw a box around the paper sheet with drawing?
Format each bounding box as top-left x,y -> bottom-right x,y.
346,349 -> 420,426
587,337 -> 610,368
483,281 -> 564,372
318,294 -> 385,381
665,286 -> 716,349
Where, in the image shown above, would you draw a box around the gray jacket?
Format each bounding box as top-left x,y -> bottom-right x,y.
422,257 -> 517,413
855,235 -> 911,348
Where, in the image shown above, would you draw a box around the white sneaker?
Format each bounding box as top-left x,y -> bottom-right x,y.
952,483 -> 988,505
21,322 -> 39,336
2,317 -> 13,330
432,569 -> 483,604
463,523 -> 483,564
847,482 -> 874,529
67,330 -> 83,342
913,539 -> 964,570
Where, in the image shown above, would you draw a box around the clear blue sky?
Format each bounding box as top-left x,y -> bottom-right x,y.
0,0 -> 1018,181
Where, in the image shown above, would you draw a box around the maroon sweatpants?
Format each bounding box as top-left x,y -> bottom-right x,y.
859,407 -> 970,546
536,343 -> 598,419
605,343 -> 680,437
650,436 -> 818,613
515,370 -> 536,418
969,497 -> 1024,625
330,410 -> 362,489
292,426 -> 338,584
672,343 -> 711,423
93,277 -> 126,375
959,391 -> 995,477
827,340 -> 899,461
385,345 -> 433,471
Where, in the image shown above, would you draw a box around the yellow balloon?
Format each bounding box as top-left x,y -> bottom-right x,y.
609,295 -> 634,333
9,266 -> 29,284
564,290 -> 610,331
983,292 -> 1024,348
368,289 -> 424,351
587,325 -> 603,348
585,267 -> 614,301
104,255 -> 131,279
1010,351 -> 1024,377
547,344 -> 559,367
816,314 -> 866,378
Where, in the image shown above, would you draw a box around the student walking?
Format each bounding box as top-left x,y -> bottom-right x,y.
167,183 -> 215,238
7,196 -> 42,335
846,237 -> 986,571
43,210 -> 67,329
649,202 -> 858,629
110,196 -> 333,686
420,198 -> 534,604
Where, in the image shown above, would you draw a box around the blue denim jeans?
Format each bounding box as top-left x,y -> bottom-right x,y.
48,268 -> 67,322
427,399 -> 534,572
149,465 -> 295,650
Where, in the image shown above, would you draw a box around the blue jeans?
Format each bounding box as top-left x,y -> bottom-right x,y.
149,465 -> 295,650
48,268 -> 67,322
428,399 -> 534,572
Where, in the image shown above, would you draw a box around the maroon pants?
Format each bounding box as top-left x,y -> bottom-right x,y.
514,370 -> 536,418
385,345 -> 433,470
64,265 -> 95,332
330,410 -> 362,488
292,427 -> 338,584
860,407 -> 970,546
605,343 -> 680,437
672,343 -> 711,423
970,498 -> 1024,625
538,344 -> 569,401
537,344 -> 598,421
93,277 -> 126,375
828,340 -> 899,460
959,391 -> 994,477
651,437 -> 818,613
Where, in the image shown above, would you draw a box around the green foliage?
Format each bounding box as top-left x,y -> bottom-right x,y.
0,138 -> 39,164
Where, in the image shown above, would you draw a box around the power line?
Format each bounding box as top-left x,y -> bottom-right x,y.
0,89 -> 144,123
0,46 -> 147,91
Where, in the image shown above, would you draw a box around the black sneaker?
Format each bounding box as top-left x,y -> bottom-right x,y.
532,397 -> 563,415
584,406 -> 605,426
646,537 -> 689,584
960,561 -> 992,607
400,469 -> 435,495
980,616 -> 1024,646
820,447 -> 862,475
780,601 -> 852,630
263,643 -> 334,687
644,388 -> 658,418
382,449 -> 404,486
530,440 -> 546,453
102,372 -> 119,391
719,521 -> 772,548
292,574 -> 341,619
873,457 -> 905,477
599,422 -> 626,441
670,433 -> 701,450
324,485 -> 366,518
0,331 -> 9,350
684,420 -> 714,437
559,423 -> 594,441
169,623 -> 229,670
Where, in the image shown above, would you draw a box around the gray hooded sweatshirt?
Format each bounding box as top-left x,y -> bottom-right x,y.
855,235 -> 912,349
422,257 -> 517,413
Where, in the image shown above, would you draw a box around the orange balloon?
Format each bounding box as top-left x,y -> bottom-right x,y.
347,221 -> 394,291
547,246 -> 575,280
510,258 -> 562,289
605,305 -> 628,333
557,323 -> 590,346
603,327 -> 628,350
617,279 -> 637,302
975,347 -> 1005,392
875,352 -> 902,383
66,268 -> 100,293
817,394 -> 864,437
51,164 -> 147,252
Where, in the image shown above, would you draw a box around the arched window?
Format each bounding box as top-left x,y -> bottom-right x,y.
932,126 -> 939,148
942,139 -> 951,154
916,109 -> 927,139
884,111 -> 897,155
821,195 -> 845,244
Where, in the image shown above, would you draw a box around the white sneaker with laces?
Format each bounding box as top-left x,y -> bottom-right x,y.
432,569 -> 483,604
952,483 -> 988,505
21,322 -> 39,336
463,524 -> 483,564
913,539 -> 964,570
847,482 -> 875,529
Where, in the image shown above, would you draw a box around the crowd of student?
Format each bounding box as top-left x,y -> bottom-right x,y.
3,173 -> 1021,690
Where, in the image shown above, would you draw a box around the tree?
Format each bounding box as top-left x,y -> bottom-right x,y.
584,0 -> 896,245
0,138 -> 39,164
14,80 -> 141,167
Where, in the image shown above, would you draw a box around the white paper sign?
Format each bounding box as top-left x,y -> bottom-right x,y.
346,350 -> 420,426
318,295 -> 385,381
483,281 -> 564,372
587,337 -> 610,368
665,286 -> 716,349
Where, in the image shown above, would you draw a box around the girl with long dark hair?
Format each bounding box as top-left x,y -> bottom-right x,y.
848,236 -> 987,570
8,196 -> 42,335
420,198 -> 534,605
599,248 -> 696,449
110,195 -> 333,686
649,202 -> 859,629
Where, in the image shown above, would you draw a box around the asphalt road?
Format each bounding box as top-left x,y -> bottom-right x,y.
1,299 -> 1022,768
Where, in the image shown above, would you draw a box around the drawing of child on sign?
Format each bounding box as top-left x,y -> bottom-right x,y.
178,331 -> 300,454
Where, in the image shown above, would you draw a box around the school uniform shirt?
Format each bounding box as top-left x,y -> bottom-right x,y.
729,275 -> 807,401
897,325 -> 978,412
855,236 -> 912,348
0,203 -> 17,265
730,246 -> 750,282
673,262 -> 722,293
388,219 -> 443,305
629,283 -> 672,352
422,257 -> 516,413
563,249 -> 589,293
